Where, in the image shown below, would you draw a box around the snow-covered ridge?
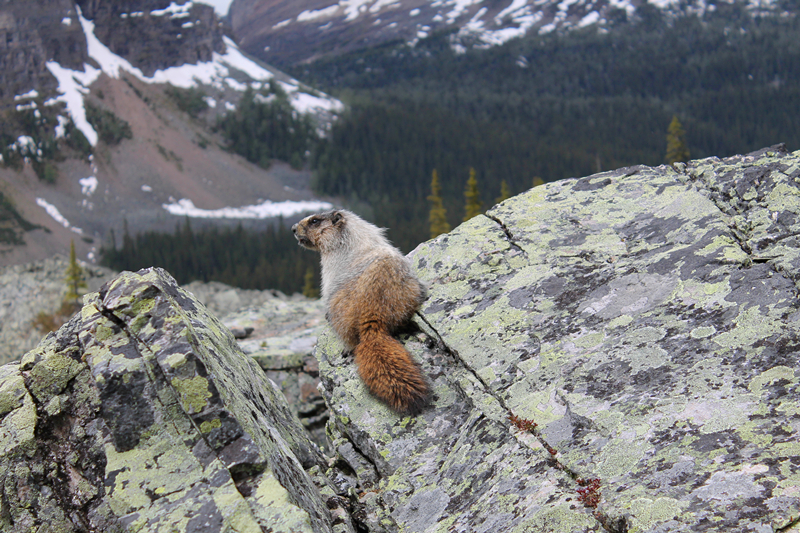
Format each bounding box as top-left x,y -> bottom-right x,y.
264,0 -> 785,53
162,198 -> 335,219
45,7 -> 343,148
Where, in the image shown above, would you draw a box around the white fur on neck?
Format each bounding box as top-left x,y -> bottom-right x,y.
319,210 -> 403,301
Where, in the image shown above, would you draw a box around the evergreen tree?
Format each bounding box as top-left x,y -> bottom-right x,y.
427,169 -> 451,238
64,240 -> 86,306
495,180 -> 511,205
665,115 -> 690,164
463,168 -> 483,222
302,267 -> 319,299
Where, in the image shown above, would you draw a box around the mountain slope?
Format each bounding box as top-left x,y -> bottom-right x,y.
229,0 -> 788,65
0,1 -> 343,267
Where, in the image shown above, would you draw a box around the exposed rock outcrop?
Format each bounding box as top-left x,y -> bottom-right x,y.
0,268 -> 346,532
318,144 -> 800,531
3,145 -> 800,532
0,0 -> 224,102
183,279 -> 329,449
74,0 -> 225,77
0,0 -> 86,100
220,295 -> 328,449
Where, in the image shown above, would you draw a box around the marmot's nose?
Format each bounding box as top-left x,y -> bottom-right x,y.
291,223 -> 297,233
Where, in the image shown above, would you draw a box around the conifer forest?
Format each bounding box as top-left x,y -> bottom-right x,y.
102,9 -> 800,294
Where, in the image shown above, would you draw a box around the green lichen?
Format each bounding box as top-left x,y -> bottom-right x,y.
170,375 -> 212,414
628,497 -> 684,532
0,370 -> 26,416
200,418 -> 221,433
26,353 -> 84,403
748,365 -> 796,395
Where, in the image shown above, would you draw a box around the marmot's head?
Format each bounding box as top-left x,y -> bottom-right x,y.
292,210 -> 345,252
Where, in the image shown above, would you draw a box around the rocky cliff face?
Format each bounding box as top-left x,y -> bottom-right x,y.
3,145 -> 800,532
0,0 -> 86,100
0,0 -> 223,101
75,0 -> 225,76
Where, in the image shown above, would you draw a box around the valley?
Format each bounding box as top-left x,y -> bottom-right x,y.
1,0 -> 798,292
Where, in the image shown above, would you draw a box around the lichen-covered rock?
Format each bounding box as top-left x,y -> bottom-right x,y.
0,267 -> 345,533
317,145 -> 800,532
221,296 -> 329,450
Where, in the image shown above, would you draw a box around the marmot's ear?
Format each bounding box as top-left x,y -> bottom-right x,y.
331,211 -> 344,225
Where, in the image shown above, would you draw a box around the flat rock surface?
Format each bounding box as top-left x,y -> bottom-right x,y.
316,145 -> 800,532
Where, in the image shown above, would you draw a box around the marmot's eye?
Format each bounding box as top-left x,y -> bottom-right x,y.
309,217 -> 321,226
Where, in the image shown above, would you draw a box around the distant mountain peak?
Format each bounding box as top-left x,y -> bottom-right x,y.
229,0 -> 785,65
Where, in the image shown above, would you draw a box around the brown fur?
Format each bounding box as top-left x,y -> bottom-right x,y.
292,210 -> 429,414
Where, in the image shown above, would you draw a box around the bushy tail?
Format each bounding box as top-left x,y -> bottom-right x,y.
354,325 -> 430,415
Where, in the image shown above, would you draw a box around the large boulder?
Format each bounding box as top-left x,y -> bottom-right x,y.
317,144 -> 800,532
0,268 -> 348,532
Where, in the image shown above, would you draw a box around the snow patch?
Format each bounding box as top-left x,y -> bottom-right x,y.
16,101 -> 37,112
298,5 -> 339,21
151,2 -> 193,18
45,61 -> 101,146
342,0 -> 373,21
369,0 -> 401,14
14,89 -> 39,101
44,6 -> 343,150
445,0 -> 484,24
54,115 -> 70,138
162,198 -> 334,219
578,11 -> 600,27
8,136 -> 43,159
496,0 -> 528,22
36,198 -> 83,234
80,176 -> 98,196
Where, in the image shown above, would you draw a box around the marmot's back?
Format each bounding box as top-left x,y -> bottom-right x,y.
292,210 -> 430,414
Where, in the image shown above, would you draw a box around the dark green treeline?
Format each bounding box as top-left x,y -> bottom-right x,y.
102,7 -> 800,290
100,220 -> 319,295
297,8 -> 800,251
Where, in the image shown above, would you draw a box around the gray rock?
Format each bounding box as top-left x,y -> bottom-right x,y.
0,0 -> 86,99
220,295 -> 329,451
181,279 -> 299,318
317,144 -> 800,532
5,145 -> 800,533
0,255 -> 114,365
0,267 -> 349,532
0,0 -> 224,103
75,0 -> 225,77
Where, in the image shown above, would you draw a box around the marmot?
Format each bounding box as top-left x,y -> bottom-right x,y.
292,209 -> 430,414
